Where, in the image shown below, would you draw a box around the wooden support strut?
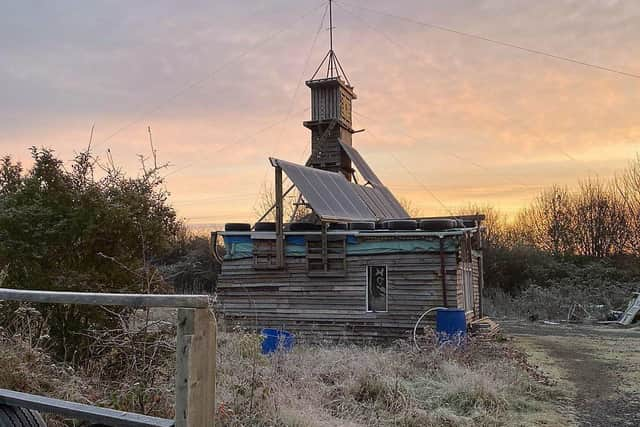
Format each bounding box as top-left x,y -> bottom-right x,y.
255,155 -> 312,227
254,183 -> 295,226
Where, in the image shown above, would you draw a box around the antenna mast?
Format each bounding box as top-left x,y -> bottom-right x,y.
309,0 -> 351,85
329,0 -> 334,53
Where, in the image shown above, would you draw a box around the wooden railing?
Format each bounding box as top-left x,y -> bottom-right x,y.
0,288 -> 216,427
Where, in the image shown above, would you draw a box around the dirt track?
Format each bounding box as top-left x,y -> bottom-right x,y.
502,320 -> 640,426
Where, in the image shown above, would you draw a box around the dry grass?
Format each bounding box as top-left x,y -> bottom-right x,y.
214,328 -> 561,426
0,317 -> 563,427
484,282 -> 639,322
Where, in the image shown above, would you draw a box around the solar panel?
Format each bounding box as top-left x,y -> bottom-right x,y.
271,158 -> 377,222
338,141 -> 382,186
338,141 -> 409,219
377,186 -> 409,218
354,185 -> 409,220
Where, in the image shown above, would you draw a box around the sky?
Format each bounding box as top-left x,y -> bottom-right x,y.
2,0 -> 640,224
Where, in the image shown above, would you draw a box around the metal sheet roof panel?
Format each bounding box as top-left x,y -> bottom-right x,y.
271,158 -> 377,222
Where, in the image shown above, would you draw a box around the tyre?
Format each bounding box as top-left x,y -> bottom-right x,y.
224,223 -> 251,232
288,222 -> 322,231
383,220 -> 417,231
418,219 -> 457,231
253,222 -> 276,232
328,223 -> 348,230
349,222 -> 375,231
462,219 -> 477,228
0,405 -> 46,427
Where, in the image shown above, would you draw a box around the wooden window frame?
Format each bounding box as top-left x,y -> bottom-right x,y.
462,262 -> 474,314
365,265 -> 389,313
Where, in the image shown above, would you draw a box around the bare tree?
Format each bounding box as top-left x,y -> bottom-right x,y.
456,204 -> 508,248
615,155 -> 640,255
516,185 -> 575,255
398,197 -> 422,218
573,177 -> 627,257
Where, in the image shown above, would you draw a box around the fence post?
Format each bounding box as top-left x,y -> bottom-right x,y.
182,308 -> 216,427
175,309 -> 193,427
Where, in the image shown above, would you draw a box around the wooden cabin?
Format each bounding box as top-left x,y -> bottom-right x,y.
215,219 -> 483,340
213,43 -> 484,341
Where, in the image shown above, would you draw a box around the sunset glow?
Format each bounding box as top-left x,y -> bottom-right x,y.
2,0 -> 639,225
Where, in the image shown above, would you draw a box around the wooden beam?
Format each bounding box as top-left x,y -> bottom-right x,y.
0,289 -> 209,308
478,253 -> 484,317
275,166 -> 284,268
439,238 -> 448,307
321,223 -> 328,272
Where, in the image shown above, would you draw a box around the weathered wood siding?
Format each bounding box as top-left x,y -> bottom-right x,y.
216,252 -> 461,340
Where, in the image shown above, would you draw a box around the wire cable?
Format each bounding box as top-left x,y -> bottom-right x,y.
360,125 -> 455,216
337,0 -> 640,80
162,107 -> 310,179
337,4 -> 591,177
95,1 -> 327,150
353,110 -> 539,194
270,3 -> 329,157
254,4 -> 329,216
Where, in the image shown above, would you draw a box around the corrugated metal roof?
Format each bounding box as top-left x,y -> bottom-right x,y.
271,158 -> 377,222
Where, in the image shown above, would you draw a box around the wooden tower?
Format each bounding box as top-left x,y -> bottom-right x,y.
303,0 -> 357,180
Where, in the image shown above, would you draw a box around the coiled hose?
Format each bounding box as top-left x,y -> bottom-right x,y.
412,306 -> 446,351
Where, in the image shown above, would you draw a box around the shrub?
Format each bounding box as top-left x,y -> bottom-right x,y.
0,147 -> 181,360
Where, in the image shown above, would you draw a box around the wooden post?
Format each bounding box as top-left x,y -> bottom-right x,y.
176,308 -> 216,427
478,253 -> 484,317
439,237 -> 448,307
175,309 -> 193,427
321,223 -> 328,272
275,166 -> 284,269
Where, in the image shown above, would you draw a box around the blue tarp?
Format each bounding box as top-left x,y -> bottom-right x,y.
224,235 -> 459,260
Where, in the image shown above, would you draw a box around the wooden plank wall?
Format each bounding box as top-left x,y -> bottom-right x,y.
216,252 -> 460,341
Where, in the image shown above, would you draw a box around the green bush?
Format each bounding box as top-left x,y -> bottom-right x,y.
0,147 -> 181,360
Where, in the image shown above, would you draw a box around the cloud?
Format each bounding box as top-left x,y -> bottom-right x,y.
2,0 -> 640,222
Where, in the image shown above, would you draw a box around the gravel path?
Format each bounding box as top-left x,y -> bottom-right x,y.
502,320 -> 640,427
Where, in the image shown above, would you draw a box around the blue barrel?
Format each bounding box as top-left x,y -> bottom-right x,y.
261,328 -> 295,354
436,309 -> 466,342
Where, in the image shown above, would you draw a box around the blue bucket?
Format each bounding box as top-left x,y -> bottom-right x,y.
436,308 -> 467,343
261,328 -> 295,354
